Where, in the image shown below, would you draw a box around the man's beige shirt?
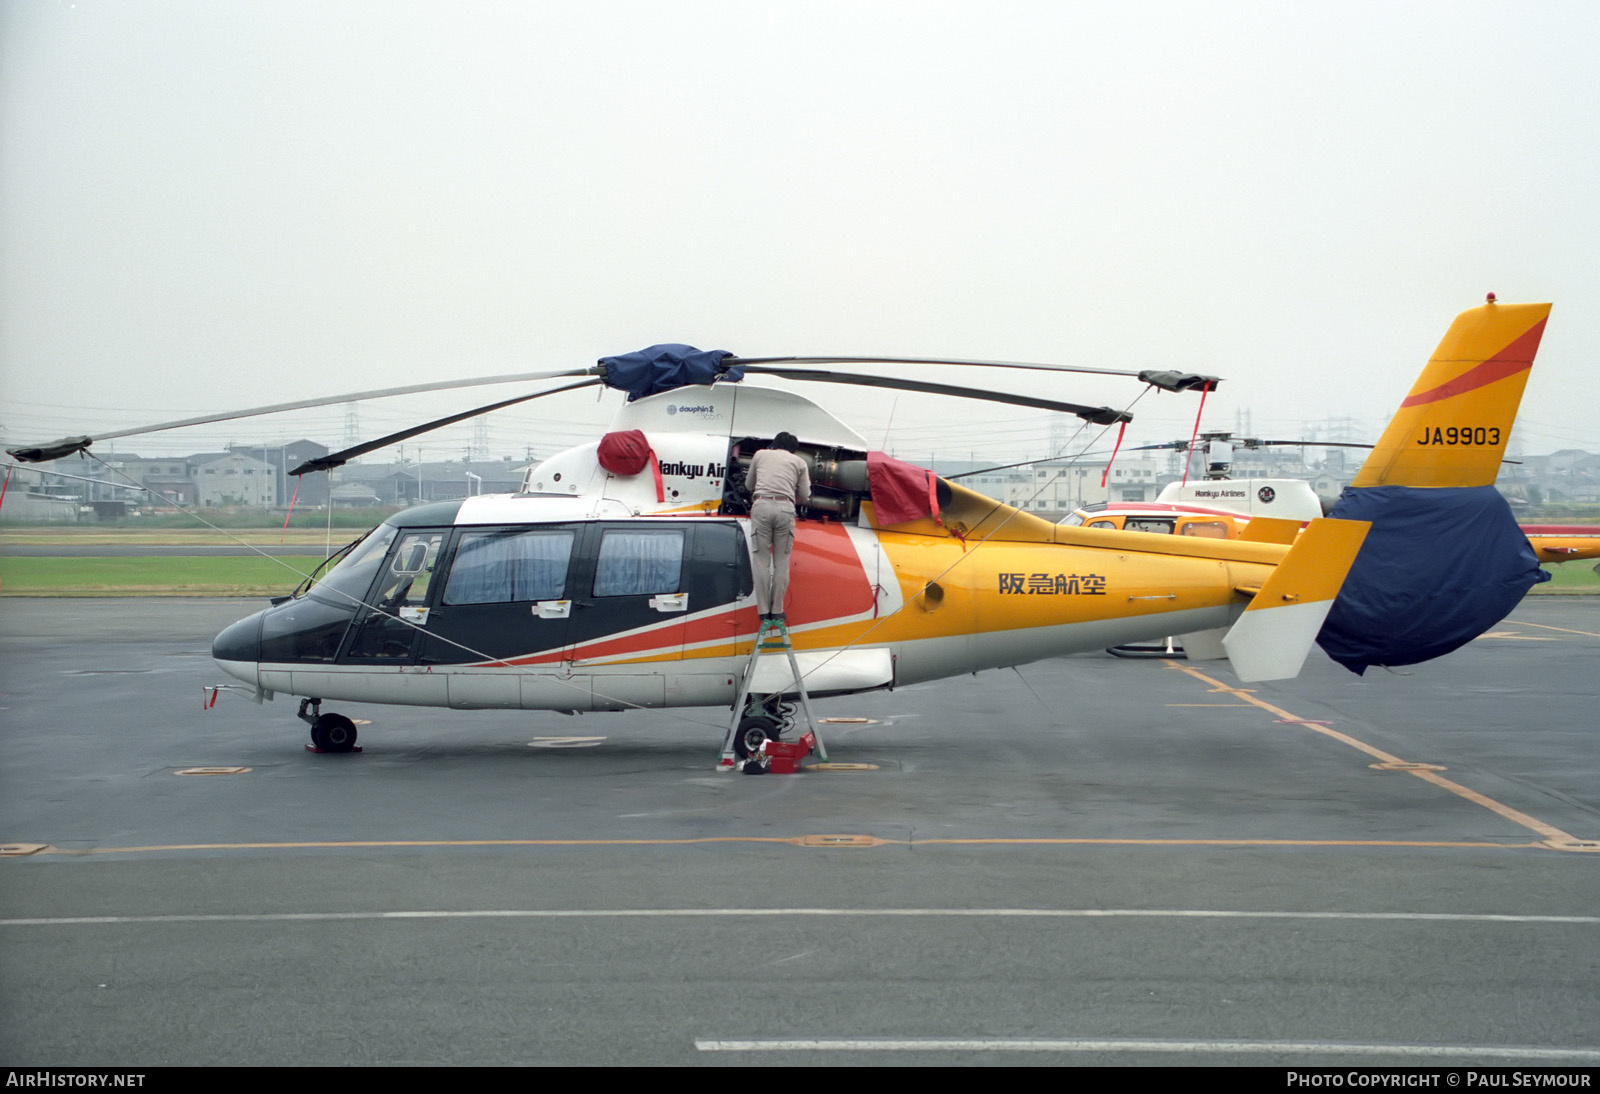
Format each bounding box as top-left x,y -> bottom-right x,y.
747,449 -> 811,504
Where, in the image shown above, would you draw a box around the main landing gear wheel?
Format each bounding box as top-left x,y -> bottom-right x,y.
733,713 -> 781,760
310,713 -> 359,753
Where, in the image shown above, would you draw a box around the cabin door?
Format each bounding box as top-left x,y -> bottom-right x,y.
418,525 -> 584,709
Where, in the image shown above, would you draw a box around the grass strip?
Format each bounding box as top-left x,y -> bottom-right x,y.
0,555 -> 311,597
1536,563 -> 1600,592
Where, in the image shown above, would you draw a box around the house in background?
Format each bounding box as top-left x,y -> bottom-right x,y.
193,452 -> 277,508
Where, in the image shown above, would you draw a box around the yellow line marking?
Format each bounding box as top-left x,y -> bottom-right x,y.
1167,703 -> 1252,707
1474,631 -> 1556,641
1508,620 -> 1600,639
914,838 -> 1543,849
3,836 -> 1556,857
1164,660 -> 1591,849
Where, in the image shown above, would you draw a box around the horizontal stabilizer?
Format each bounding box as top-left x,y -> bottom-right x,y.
1238,516 -> 1301,545
1223,518 -> 1370,682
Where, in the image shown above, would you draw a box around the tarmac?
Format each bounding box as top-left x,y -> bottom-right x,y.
1,596 -> 1596,1066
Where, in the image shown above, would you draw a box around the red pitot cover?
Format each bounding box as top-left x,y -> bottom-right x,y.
867,451 -> 940,525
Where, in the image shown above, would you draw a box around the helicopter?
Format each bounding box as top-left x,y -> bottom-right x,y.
6,297 -> 1553,755
1060,437 -> 1600,566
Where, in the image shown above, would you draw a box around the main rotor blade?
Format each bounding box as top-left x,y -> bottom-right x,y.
1128,438 -> 1381,453
5,367 -> 604,462
1246,439 -> 1376,450
288,379 -> 604,475
945,451 -> 1118,479
7,466 -> 148,493
738,367 -> 1133,425
732,357 -> 1220,393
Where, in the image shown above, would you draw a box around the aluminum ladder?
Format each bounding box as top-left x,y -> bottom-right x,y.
719,616 -> 828,766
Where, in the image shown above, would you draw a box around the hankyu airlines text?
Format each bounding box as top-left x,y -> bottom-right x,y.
998,573 -> 1108,595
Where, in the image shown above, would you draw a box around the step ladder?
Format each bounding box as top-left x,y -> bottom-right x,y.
720,616 -> 828,766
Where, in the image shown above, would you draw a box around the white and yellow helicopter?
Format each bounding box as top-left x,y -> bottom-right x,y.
7,298 -> 1553,757
1060,435 -> 1600,566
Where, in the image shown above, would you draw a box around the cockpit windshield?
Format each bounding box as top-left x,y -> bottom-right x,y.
300,523 -> 399,608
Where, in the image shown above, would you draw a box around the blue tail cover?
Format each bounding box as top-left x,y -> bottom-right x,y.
1316,485 -> 1549,674
599,344 -> 741,400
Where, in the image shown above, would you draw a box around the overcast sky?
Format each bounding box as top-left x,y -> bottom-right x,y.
2,0 -> 1596,467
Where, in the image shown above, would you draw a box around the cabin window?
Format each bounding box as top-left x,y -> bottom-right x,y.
1088,519 -> 1118,530
443,529 -> 575,605
593,530 -> 684,597
1125,518 -> 1175,534
1180,521 -> 1229,539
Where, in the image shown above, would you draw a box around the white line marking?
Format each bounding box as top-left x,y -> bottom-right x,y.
693,1038 -> 1600,1060
3,908 -> 1597,927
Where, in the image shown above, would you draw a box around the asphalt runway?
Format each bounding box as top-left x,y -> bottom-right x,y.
1,596 -> 1597,1067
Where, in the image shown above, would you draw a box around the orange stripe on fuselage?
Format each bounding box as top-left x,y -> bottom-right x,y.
783,521 -> 879,623
498,606 -> 757,667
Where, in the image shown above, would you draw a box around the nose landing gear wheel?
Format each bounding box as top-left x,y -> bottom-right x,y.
310,713 -> 359,753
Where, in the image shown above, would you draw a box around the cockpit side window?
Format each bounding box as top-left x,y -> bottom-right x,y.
342,529 -> 447,661
374,531 -> 445,608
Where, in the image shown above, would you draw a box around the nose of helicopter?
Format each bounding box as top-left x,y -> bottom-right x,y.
212,610 -> 264,684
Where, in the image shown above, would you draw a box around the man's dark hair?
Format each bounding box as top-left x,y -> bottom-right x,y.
773,432 -> 798,452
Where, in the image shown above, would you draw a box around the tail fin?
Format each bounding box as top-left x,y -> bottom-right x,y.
1222,517 -> 1370,682
1320,299 -> 1553,675
1351,299 -> 1550,489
